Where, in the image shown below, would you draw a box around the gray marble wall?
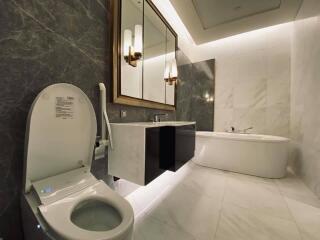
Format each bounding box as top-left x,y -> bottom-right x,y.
214,24 -> 291,136
290,14 -> 320,198
0,0 -> 174,238
176,50 -> 215,131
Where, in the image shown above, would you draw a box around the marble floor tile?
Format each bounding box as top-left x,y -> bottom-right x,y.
145,182 -> 221,240
275,173 -> 320,208
114,179 -> 140,197
124,171 -> 176,215
225,171 -> 276,186
127,162 -> 226,239
215,203 -> 301,240
134,214 -> 196,240
285,198 -> 320,240
178,161 -> 227,199
171,160 -> 197,182
125,162 -> 320,240
276,173 -> 320,239
224,172 -> 293,220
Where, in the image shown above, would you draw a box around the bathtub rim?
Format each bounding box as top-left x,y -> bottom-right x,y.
196,131 -> 290,143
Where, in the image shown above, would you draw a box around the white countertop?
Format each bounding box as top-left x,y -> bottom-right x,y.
110,121 -> 196,128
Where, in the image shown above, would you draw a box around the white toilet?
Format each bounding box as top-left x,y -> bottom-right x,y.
21,83 -> 134,240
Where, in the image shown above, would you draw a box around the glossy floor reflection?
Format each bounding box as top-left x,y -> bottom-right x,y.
124,161 -> 320,240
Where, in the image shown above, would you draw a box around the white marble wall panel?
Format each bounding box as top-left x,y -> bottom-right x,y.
290,14 -> 320,198
213,23 -> 292,136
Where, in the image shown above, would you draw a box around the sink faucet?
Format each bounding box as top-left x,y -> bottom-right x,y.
153,113 -> 168,122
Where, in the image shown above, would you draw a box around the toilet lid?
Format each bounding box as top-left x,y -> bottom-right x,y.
24,83 -> 97,193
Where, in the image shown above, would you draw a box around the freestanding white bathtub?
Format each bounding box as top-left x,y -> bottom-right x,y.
193,132 -> 290,178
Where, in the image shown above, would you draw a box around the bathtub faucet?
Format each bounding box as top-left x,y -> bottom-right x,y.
240,127 -> 253,134
225,126 -> 236,133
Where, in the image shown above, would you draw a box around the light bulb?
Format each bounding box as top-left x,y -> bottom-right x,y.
123,29 -> 132,57
170,58 -> 178,78
164,63 -> 170,81
134,25 -> 142,55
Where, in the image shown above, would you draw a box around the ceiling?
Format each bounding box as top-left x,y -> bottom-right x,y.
169,0 -> 303,44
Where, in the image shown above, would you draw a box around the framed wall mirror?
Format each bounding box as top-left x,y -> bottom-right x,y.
112,0 -> 178,110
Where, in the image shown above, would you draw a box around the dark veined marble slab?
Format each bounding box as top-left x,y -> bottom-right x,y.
0,0 -> 175,238
176,50 -> 215,131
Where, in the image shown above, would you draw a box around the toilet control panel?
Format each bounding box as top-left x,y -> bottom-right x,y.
32,167 -> 97,205
40,187 -> 53,194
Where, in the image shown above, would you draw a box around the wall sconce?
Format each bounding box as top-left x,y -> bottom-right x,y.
204,92 -> 214,102
164,58 -> 178,85
123,25 -> 143,67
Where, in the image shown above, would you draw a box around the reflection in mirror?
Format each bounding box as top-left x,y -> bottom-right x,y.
165,29 -> 176,105
113,0 -> 177,110
120,0 -> 143,99
143,0 -> 166,104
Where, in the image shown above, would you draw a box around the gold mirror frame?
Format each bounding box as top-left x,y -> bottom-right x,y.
112,0 -> 178,111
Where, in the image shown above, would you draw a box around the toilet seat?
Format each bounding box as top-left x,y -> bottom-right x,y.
39,180 -> 134,240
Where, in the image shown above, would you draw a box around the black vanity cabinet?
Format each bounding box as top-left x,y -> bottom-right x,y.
108,122 -> 196,186
145,127 -> 164,184
145,124 -> 196,184
172,124 -> 196,171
